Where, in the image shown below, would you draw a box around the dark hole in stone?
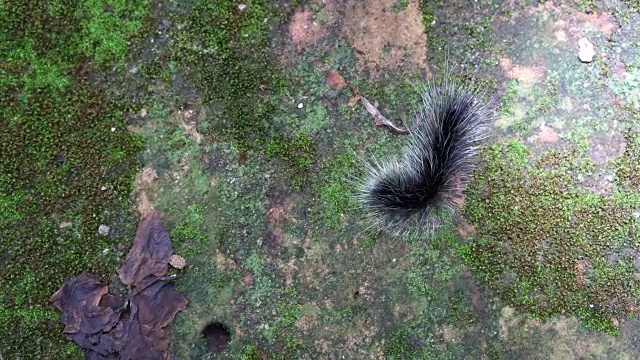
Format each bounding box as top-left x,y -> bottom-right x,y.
353,291 -> 360,299
202,322 -> 231,354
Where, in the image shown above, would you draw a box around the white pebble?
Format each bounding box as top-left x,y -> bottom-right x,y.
98,225 -> 110,236
111,127 -> 116,132
297,103 -> 304,109
578,38 -> 595,63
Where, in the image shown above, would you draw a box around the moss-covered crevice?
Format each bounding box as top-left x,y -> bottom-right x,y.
462,139 -> 640,334
266,133 -> 317,190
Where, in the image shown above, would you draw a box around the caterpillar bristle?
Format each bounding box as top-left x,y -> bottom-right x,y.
356,72 -> 493,239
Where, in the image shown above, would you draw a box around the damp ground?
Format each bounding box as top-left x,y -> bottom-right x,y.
3,0 -> 640,359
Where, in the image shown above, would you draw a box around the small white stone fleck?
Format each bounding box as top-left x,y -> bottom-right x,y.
238,4 -> 247,11
578,38 -> 595,63
98,225 -> 110,236
297,102 -> 304,109
100,186 -> 107,191
111,127 -> 116,132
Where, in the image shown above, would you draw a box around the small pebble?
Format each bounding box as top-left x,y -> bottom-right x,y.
98,224 -> 110,236
111,127 -> 116,132
297,103 -> 304,109
578,38 -> 595,63
101,186 -> 107,191
169,254 -> 186,269
238,4 -> 247,11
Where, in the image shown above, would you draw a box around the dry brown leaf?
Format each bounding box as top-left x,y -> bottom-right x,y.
348,94 -> 362,107
325,69 -> 348,89
51,212 -> 188,360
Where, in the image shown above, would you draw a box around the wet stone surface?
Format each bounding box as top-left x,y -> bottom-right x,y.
9,0 -> 640,358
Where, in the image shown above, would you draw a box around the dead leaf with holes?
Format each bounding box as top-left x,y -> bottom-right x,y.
51,211 -> 188,360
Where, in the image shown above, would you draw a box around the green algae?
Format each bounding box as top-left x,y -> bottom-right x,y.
0,0 -> 150,357
171,0 -> 307,155
462,140 -> 640,334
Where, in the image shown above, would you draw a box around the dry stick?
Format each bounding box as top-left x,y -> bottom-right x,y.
359,96 -> 409,135
325,70 -> 409,135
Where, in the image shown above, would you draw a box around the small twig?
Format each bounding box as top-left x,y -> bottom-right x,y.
359,97 -> 410,135
325,70 -> 409,135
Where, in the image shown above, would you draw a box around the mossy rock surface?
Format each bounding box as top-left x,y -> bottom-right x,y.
4,0 -> 640,359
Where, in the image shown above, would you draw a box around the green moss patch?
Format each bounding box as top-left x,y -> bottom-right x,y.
75,0 -> 150,68
1,0 -> 150,357
420,0 -> 502,79
266,133 -> 317,190
171,0 -> 307,155
617,129 -> 640,189
462,140 -> 640,334
315,152 -> 362,228
382,228 -> 498,359
168,0 -> 322,195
